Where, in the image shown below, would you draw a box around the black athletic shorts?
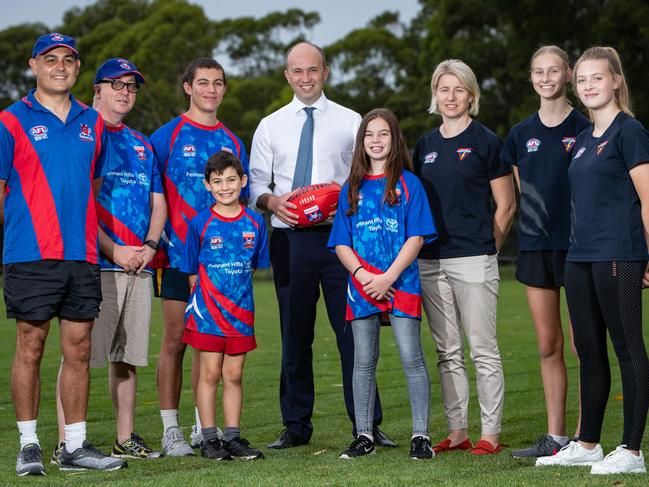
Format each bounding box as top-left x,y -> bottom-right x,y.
516,250 -> 567,288
3,259 -> 101,321
153,267 -> 190,302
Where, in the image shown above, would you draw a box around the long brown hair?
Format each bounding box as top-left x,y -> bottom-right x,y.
347,108 -> 412,215
573,46 -> 633,118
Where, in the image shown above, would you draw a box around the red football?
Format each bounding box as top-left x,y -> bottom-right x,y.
288,182 -> 341,226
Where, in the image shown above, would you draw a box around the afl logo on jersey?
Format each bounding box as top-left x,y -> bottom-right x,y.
183,145 -> 196,157
79,124 -> 94,142
210,236 -> 223,250
596,141 -> 608,156
242,232 -> 255,249
133,145 -> 146,160
526,138 -> 541,152
573,147 -> 586,159
424,152 -> 438,164
30,125 -> 48,141
562,137 -> 576,152
456,148 -> 472,160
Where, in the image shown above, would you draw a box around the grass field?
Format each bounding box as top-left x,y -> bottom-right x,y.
0,267 -> 647,486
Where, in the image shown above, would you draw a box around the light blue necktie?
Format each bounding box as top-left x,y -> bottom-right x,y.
292,107 -> 315,190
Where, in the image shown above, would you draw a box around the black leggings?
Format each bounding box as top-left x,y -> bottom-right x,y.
565,261 -> 649,450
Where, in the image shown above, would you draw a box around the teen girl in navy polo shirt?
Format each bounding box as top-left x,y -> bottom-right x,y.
536,47 -> 649,475
413,60 -> 516,456
502,46 -> 590,459
329,108 -> 436,460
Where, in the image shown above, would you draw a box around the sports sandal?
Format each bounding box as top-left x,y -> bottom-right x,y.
470,439 -> 502,455
433,438 -> 473,453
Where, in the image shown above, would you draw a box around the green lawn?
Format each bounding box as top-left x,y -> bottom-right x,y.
0,267 -> 647,486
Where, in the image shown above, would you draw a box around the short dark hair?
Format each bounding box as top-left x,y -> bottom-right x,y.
182,57 -> 226,87
204,150 -> 244,180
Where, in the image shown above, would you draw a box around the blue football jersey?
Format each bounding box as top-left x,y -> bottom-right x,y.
97,124 -> 163,272
182,205 -> 269,337
151,115 -> 250,269
328,170 -> 436,320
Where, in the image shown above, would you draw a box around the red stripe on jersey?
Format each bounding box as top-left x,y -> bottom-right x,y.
345,303 -> 355,321
167,118 -> 187,162
97,203 -> 142,246
242,209 -> 260,229
186,313 -> 198,331
198,265 -> 244,336
127,127 -> 154,153
164,178 -> 197,243
0,111 -> 64,259
399,175 -> 410,202
199,213 -> 216,244
199,265 -> 254,327
220,124 -> 241,157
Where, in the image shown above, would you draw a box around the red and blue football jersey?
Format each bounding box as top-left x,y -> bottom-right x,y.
97,124 -> 163,272
151,115 -> 250,269
181,205 -> 269,338
328,170 -> 437,321
0,90 -> 110,264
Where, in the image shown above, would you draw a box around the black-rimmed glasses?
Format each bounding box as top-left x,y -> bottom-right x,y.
97,79 -> 140,93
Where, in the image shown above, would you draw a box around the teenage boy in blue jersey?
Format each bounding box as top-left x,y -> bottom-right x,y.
0,33 -> 126,475
51,58 -> 167,463
151,57 -> 249,456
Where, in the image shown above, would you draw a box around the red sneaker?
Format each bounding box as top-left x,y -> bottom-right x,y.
470,439 -> 502,455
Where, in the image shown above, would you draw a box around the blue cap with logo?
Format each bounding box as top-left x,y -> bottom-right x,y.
94,58 -> 145,85
32,32 -> 79,58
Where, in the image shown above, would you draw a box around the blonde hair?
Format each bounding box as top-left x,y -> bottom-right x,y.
428,59 -> 480,116
573,46 -> 633,116
531,45 -> 570,71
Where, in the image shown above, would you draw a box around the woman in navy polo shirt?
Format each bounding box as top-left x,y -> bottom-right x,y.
536,47 -> 649,475
413,59 -> 516,455
502,46 -> 590,459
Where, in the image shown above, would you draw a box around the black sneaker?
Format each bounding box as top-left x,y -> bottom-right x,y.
410,436 -> 434,459
60,441 -> 127,471
200,438 -> 233,461
511,435 -> 564,458
340,435 -> 375,459
112,432 -> 162,459
224,437 -> 264,460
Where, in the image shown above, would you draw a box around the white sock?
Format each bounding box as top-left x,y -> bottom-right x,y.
17,420 -> 39,449
64,421 -> 86,453
161,409 -> 179,432
412,434 -> 430,440
194,407 -> 202,430
549,434 -> 569,445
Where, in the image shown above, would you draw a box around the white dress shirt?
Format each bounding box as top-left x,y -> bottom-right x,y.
249,93 -> 361,228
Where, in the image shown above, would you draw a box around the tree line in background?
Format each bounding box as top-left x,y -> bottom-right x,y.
1,0 -> 647,256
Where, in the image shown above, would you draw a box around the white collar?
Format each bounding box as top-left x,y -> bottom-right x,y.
289,92 -> 328,114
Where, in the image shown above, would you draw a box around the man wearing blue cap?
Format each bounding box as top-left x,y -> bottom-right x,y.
0,33 -> 126,475
51,58 -> 166,462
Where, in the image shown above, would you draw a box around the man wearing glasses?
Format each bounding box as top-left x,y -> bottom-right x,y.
0,34 -> 126,475
51,58 -> 167,463
150,57 -> 250,456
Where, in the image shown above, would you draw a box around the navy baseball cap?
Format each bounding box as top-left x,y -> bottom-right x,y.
94,58 -> 145,85
32,32 -> 79,58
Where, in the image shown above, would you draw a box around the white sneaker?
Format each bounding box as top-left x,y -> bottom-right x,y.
535,441 -> 604,467
591,446 -> 646,474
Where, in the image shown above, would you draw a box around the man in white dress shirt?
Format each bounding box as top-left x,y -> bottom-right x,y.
249,41 -> 392,449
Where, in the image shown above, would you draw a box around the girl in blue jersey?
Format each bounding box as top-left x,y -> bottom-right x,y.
536,47 -> 649,474
413,59 -> 516,455
503,46 -> 590,459
328,108 -> 437,460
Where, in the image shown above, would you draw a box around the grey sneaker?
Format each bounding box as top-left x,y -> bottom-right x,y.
60,441 -> 127,471
190,424 -> 223,448
512,435 -> 564,458
16,443 -> 45,476
50,442 -> 64,465
162,426 -> 195,457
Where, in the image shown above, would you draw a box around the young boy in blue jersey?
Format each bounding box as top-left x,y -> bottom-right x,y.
181,150 -> 268,460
